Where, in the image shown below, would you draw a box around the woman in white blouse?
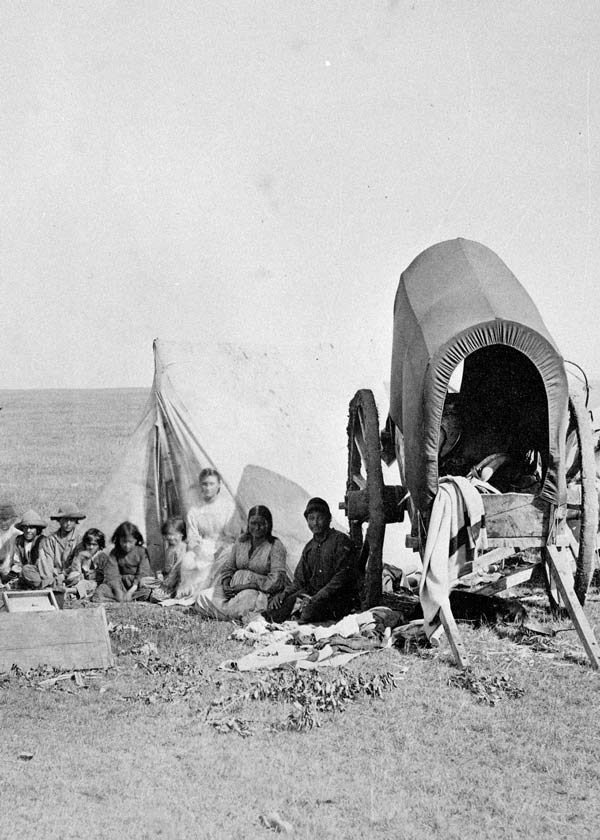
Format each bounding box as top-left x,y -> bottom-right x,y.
176,468 -> 237,598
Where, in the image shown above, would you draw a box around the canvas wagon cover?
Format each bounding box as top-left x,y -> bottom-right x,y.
389,238 -> 569,513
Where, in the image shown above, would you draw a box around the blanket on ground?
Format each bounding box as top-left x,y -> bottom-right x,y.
218,609 -> 406,671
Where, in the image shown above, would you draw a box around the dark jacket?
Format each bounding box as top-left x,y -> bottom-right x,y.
285,528 -> 356,608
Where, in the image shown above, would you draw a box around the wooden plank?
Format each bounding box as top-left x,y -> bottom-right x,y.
485,535 -> 570,548
476,566 -> 535,596
545,546 -> 600,670
439,603 -> 468,669
0,607 -> 114,671
459,547 -> 517,579
486,537 -> 543,548
482,493 -> 550,539
475,547 -> 517,568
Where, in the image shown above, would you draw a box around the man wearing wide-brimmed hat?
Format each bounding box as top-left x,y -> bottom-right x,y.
37,503 -> 86,590
0,509 -> 47,589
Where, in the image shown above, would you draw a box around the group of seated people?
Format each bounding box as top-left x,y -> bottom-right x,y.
0,468 -> 359,624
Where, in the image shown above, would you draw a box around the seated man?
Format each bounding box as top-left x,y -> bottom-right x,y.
1,509 -> 47,589
265,497 -> 357,623
37,504 -> 86,589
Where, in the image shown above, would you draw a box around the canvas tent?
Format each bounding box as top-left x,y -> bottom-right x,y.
87,339 -> 391,573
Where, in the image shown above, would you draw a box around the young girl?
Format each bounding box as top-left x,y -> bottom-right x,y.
66,528 -> 109,597
151,518 -> 188,602
91,522 -> 153,603
162,517 -> 187,579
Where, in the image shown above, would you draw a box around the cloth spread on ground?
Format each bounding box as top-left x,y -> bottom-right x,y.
217,608 -> 405,671
419,475 -> 488,642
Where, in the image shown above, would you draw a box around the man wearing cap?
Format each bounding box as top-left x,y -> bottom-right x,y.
0,509 -> 46,589
265,497 -> 358,623
37,504 -> 86,590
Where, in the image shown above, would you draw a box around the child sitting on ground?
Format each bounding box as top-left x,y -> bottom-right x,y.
151,517 -> 188,602
153,516 -> 223,603
91,521 -> 154,603
66,528 -> 109,597
162,517 -> 187,581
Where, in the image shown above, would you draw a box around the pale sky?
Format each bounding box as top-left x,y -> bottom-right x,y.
1,1 -> 599,389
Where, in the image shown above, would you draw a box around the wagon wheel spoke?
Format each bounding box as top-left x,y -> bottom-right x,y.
351,474 -> 367,490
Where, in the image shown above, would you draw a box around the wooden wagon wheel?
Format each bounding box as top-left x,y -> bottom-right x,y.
568,388 -> 598,605
345,390 -> 386,608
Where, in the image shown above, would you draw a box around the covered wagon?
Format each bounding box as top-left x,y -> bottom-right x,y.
343,238 -> 600,668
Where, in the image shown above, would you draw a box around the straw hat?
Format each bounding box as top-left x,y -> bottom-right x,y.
50,503 -> 86,521
15,509 -> 47,531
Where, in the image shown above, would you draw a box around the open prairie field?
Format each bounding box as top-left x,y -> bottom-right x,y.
1,389 -> 600,840
0,388 -> 149,519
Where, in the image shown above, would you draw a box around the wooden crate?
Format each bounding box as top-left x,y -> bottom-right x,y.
0,606 -> 113,671
1,589 -> 59,613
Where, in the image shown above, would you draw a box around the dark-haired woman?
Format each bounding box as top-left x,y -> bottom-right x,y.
195,506 -> 288,619
91,521 -> 153,603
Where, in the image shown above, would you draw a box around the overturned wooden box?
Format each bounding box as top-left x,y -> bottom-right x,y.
0,606 -> 113,671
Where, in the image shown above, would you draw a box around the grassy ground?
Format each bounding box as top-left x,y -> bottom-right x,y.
1,389 -> 600,839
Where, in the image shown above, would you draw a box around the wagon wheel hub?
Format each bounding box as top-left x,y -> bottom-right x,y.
343,485 -> 408,524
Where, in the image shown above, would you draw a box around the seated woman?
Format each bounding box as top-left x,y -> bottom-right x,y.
91,521 -> 154,603
186,468 -> 236,551
177,468 -> 238,599
195,505 -> 288,620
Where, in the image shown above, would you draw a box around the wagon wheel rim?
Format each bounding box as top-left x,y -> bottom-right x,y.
568,388 -> 598,605
346,389 -> 386,608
